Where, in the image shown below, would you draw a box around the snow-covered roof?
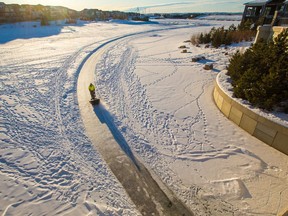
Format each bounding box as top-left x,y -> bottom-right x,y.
244,0 -> 271,6
244,0 -> 287,6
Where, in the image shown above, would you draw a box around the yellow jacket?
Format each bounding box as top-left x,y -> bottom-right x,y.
89,84 -> 95,92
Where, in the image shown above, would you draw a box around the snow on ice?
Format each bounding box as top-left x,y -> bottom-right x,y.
0,17 -> 288,216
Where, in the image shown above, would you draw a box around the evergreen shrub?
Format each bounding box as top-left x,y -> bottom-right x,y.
191,21 -> 255,48
227,29 -> 288,112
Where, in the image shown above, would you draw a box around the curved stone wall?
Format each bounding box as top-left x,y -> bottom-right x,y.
213,73 -> 288,156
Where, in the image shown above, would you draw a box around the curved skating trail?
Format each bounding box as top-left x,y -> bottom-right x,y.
77,28 -> 195,216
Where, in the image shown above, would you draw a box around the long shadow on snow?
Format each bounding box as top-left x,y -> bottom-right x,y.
93,104 -> 140,170
0,21 -> 87,44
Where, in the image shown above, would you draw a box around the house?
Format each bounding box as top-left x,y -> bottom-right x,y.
242,0 -> 288,42
242,0 -> 288,26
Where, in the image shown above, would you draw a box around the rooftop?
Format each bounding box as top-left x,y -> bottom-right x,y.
244,0 -> 286,6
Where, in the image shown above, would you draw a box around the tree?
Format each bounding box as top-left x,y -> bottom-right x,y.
227,29 -> 288,112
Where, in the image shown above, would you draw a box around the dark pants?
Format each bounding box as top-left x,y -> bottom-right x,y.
90,90 -> 95,99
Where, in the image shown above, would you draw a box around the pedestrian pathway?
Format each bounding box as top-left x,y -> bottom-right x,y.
77,43 -> 194,216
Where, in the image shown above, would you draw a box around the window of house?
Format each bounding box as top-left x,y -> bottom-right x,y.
264,7 -> 272,16
284,4 -> 288,15
247,7 -> 256,16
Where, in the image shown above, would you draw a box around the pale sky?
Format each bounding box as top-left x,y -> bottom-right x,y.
3,0 -> 248,13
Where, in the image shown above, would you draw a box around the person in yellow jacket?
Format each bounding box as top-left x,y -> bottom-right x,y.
88,83 -> 96,99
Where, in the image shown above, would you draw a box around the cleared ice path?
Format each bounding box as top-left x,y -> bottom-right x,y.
77,37 -> 194,216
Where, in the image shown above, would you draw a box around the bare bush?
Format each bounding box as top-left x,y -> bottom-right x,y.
190,34 -> 200,45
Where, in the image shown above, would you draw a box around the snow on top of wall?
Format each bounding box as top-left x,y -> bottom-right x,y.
217,70 -> 288,127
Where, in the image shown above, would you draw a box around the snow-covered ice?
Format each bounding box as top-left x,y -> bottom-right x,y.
1,18 -> 288,216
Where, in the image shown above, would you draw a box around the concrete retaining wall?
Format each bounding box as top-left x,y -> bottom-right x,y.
213,73 -> 288,156
255,25 -> 288,43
